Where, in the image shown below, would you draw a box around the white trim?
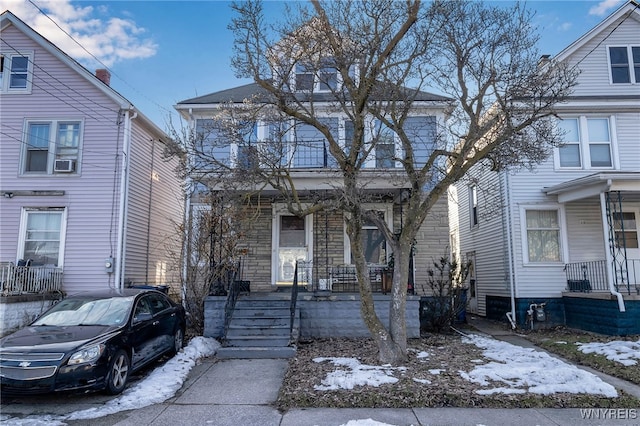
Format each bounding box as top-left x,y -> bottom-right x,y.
0,50 -> 34,94
17,207 -> 67,267
519,204 -> 568,266
271,204 -> 314,286
20,118 -> 84,175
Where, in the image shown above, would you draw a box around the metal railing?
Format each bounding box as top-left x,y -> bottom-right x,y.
290,261 -> 300,340
564,259 -> 640,294
306,264 -> 392,293
222,260 -> 244,339
1,262 -> 63,296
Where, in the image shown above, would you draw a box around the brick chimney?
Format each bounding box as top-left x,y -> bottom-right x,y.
95,69 -> 111,86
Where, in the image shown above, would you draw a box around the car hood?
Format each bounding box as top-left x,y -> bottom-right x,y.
0,325 -> 120,352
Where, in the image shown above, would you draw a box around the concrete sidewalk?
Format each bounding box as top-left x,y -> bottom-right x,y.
63,319 -> 640,426
64,358 -> 639,426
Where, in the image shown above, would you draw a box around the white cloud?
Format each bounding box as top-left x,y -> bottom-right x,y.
588,0 -> 624,16
0,0 -> 157,67
558,22 -> 572,32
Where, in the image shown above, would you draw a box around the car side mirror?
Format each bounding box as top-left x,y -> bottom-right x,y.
133,312 -> 153,324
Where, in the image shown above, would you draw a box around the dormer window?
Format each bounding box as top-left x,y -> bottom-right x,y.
608,46 -> 640,84
294,59 -> 339,92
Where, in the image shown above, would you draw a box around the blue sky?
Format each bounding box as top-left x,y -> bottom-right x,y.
0,0 -> 628,131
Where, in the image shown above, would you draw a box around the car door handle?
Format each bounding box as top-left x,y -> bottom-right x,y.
152,321 -> 160,326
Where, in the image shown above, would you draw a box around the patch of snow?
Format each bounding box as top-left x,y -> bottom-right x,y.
416,351 -> 430,359
313,357 -> 401,390
576,340 -> 640,366
428,369 -> 444,375
461,334 -> 618,397
413,378 -> 432,384
340,420 -> 396,426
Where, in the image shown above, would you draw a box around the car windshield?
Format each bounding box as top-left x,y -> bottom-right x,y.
32,296 -> 135,327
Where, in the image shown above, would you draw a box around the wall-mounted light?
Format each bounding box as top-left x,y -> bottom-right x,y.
3,192 -> 14,199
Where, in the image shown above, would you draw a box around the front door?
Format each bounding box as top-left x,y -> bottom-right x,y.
613,208 -> 640,286
466,252 -> 478,314
275,214 -> 311,287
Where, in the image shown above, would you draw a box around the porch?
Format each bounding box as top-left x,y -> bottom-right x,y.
0,261 -> 63,296
564,259 -> 640,295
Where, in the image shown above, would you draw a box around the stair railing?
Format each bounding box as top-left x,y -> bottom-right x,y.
290,261 -> 299,340
222,260 -> 242,339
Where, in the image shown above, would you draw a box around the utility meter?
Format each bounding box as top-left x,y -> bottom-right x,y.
105,257 -> 114,274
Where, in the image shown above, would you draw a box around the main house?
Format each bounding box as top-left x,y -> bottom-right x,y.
0,11 -> 184,331
450,1 -> 640,335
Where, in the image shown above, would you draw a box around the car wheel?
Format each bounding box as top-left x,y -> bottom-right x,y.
170,327 -> 184,355
106,349 -> 130,395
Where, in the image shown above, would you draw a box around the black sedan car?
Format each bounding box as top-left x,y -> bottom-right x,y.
0,288 -> 186,395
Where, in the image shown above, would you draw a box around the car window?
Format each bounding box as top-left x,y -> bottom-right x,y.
134,297 -> 152,319
148,293 -> 171,315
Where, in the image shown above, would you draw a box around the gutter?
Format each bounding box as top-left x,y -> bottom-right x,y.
503,171 -> 517,329
114,110 -> 137,291
599,187 -> 626,312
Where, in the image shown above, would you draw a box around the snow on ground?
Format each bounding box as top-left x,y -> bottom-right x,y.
0,337 -> 220,426
460,334 -> 618,397
576,339 -> 640,366
313,334 -> 619,399
312,357 -> 405,390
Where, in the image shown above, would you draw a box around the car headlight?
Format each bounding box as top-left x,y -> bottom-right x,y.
68,344 -> 105,365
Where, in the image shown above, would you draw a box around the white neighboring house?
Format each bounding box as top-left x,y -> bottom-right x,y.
0,11 -> 184,332
449,1 -> 640,335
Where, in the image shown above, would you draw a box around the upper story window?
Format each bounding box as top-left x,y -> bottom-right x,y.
22,119 -> 82,175
374,120 -> 397,168
608,46 -> 640,84
294,59 -> 339,92
556,116 -> 613,170
469,185 -> 479,228
0,52 -> 34,93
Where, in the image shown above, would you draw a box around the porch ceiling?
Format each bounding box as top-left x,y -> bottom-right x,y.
543,172 -> 640,203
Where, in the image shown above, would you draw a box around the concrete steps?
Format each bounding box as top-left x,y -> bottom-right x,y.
217,295 -> 299,359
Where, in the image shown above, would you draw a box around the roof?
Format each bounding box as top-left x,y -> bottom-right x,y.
553,0 -> 640,63
0,10 -> 167,139
176,81 -> 452,106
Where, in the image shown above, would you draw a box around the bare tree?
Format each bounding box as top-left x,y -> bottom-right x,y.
184,0 -> 577,364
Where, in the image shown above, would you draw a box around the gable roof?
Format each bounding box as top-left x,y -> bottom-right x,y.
176,81 -> 451,107
0,10 -> 167,138
553,0 -> 640,63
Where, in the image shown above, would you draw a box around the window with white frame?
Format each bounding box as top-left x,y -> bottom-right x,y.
557,116 -> 613,170
18,208 -> 66,266
374,120 -> 396,168
22,120 -> 82,174
0,52 -> 33,93
469,186 -> 479,227
524,209 -> 561,263
612,211 -> 639,249
294,59 -> 338,92
608,46 -> 640,84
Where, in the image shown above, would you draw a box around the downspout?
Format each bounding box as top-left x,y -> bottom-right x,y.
503,171 -> 517,329
599,187 -> 626,312
114,110 -> 137,291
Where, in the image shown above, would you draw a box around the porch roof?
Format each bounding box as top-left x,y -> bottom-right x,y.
543,172 -> 640,203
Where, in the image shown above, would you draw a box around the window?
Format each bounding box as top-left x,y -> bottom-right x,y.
22,120 -> 82,174
612,212 -> 639,249
608,46 -> 640,84
0,52 -> 33,93
469,186 -> 479,227
294,59 -> 338,92
18,208 -> 66,267
358,212 -> 387,265
524,209 -> 561,263
374,120 -> 396,168
557,116 -> 613,169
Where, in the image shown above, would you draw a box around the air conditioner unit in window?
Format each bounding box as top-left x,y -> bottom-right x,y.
54,159 -> 76,172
